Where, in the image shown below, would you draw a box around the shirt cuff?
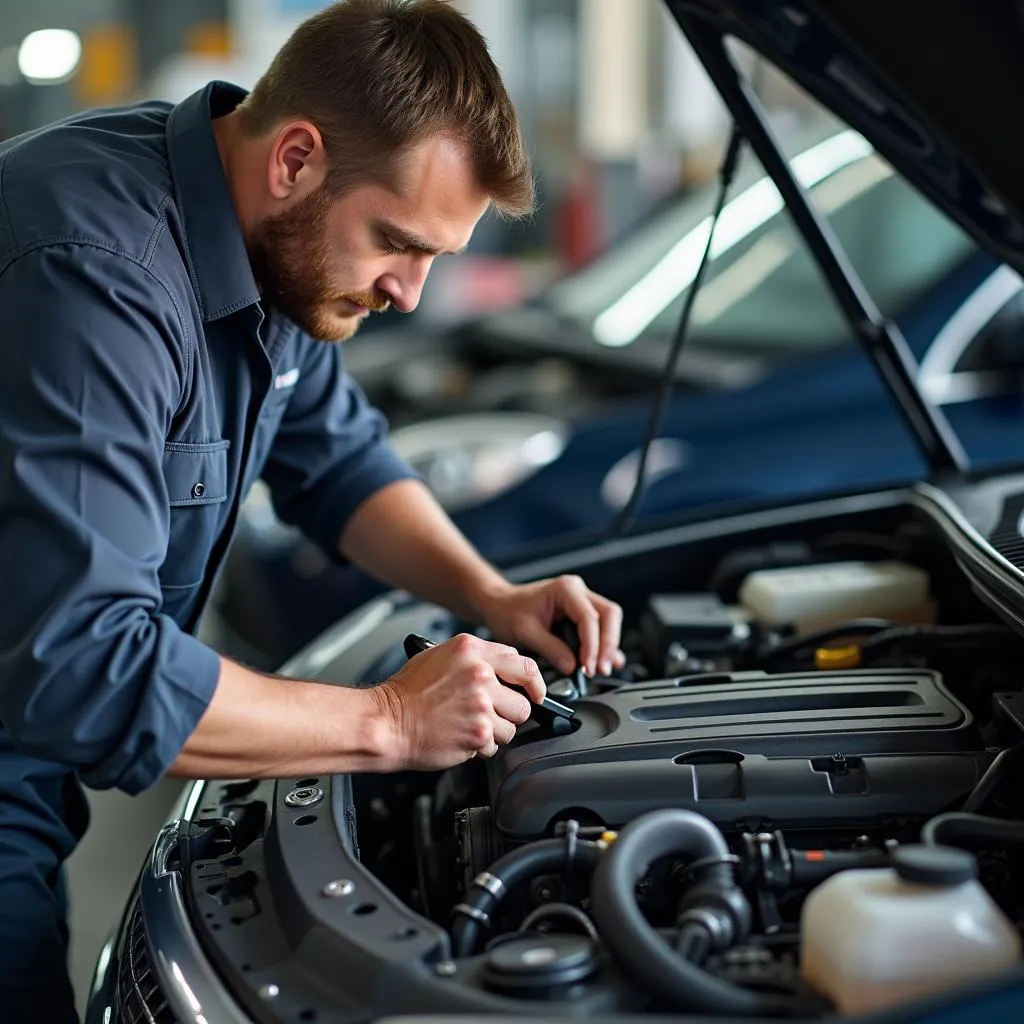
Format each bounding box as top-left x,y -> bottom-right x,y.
79,622 -> 222,796
301,445 -> 421,562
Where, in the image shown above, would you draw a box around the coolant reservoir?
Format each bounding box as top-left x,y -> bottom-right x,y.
738,560 -> 931,634
800,846 -> 1021,1015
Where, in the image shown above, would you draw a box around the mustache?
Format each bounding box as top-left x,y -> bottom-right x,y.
339,289 -> 391,313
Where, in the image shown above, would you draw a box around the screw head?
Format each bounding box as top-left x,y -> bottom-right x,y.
258,983 -> 280,1000
285,785 -> 324,808
435,960 -> 457,977
322,879 -> 355,898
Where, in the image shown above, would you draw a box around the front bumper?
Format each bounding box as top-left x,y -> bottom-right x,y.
85,780 -> 250,1024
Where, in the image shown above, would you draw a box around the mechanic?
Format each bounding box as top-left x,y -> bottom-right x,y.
0,2 -> 625,1019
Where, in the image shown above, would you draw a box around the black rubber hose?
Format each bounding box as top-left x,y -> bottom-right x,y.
860,623 -> 1016,660
675,921 -> 711,963
451,838 -> 600,957
590,810 -> 791,1015
962,745 -> 1024,814
756,619 -> 892,668
922,812 -> 1024,848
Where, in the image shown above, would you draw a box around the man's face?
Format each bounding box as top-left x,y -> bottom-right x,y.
248,136 -> 491,341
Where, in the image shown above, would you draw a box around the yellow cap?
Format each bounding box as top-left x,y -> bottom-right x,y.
599,831 -> 619,845
815,645 -> 862,670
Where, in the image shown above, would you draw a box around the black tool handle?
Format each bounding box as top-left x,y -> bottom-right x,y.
403,634 -> 575,731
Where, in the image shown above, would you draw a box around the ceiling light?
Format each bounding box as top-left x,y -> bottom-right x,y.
18,29 -> 82,85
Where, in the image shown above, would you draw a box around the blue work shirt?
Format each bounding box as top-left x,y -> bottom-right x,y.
0,81 -> 416,800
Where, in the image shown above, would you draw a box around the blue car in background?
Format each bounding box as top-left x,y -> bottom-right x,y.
209,121 -> 1024,668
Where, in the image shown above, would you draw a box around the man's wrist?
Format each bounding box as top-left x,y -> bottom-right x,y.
317,682 -> 399,773
462,569 -> 515,626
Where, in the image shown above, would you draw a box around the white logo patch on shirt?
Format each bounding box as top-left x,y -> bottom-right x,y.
274,367 -> 301,390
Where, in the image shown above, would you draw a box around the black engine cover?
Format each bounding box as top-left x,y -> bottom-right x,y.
487,669 -> 987,838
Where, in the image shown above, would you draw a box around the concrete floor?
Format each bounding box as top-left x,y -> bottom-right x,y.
66,780 -> 185,1016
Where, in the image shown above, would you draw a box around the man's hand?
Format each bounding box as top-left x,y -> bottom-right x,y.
372,633 -> 546,770
475,575 -> 626,678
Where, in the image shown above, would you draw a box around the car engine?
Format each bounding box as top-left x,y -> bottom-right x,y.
348,529 -> 1024,1017
183,516 -> 1024,1021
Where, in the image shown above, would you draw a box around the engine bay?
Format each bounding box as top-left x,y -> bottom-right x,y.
185,494 -> 1024,1021
333,512 -> 1024,1017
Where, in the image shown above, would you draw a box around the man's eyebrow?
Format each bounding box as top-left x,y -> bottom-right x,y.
376,220 -> 468,256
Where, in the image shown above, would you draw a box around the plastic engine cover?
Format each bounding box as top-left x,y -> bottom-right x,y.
487,669 -> 986,839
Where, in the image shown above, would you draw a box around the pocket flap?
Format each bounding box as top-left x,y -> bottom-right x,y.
162,441 -> 230,506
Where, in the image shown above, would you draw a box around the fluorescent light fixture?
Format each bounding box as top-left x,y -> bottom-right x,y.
18,29 -> 82,84
593,130 -> 874,347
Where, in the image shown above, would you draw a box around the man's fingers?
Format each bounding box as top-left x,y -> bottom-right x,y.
556,578 -> 601,676
476,638 -> 546,703
491,713 -> 518,746
594,596 -> 624,677
512,616 -> 575,678
492,683 -> 532,726
478,738 -> 501,758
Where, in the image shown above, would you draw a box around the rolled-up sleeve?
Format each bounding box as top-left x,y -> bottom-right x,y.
261,336 -> 418,557
0,245 -> 221,795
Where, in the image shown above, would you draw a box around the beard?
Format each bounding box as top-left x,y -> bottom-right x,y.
247,186 -> 390,342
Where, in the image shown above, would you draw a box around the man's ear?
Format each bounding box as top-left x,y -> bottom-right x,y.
267,121 -> 327,201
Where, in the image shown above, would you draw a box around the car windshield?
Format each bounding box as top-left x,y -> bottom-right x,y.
544,131 -> 977,354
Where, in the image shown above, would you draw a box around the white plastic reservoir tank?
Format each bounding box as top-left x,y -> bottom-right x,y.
800,845 -> 1021,1015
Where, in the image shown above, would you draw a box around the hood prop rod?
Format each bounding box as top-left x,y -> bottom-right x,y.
678,15 -> 969,476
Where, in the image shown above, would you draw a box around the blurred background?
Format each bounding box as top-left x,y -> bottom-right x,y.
0,0 -> 823,304
7,2 -> 1006,1015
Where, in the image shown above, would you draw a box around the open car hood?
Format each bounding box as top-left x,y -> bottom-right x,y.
664,1 -> 1024,275
662,0 -> 1024,478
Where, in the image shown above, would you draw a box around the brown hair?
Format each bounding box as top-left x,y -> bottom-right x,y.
237,0 -> 535,219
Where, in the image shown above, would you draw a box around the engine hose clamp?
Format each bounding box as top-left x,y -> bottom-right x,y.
453,903 -> 491,929
473,872 -> 506,899
677,907 -> 731,950
520,902 -> 600,943
677,853 -> 741,882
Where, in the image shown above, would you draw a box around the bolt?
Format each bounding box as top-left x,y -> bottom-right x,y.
435,960 -> 457,977
322,879 -> 355,898
285,785 -> 324,809
258,983 -> 280,1000
284,782 -> 323,806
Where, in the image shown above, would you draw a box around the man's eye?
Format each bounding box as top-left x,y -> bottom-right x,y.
382,237 -> 406,255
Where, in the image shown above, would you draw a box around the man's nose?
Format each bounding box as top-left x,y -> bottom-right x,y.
377,258 -> 432,314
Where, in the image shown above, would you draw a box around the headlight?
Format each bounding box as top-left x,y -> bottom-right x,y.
389,412 -> 569,513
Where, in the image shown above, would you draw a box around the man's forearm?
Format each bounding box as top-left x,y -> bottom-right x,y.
338,478 -> 511,622
168,656 -> 394,779
171,482 -> 509,780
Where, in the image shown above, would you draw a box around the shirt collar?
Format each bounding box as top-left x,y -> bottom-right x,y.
166,82 -> 261,322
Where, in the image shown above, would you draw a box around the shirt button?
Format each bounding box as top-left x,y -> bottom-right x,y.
192,482 -> 206,499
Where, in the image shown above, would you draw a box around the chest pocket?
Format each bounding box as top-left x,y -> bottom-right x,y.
160,441 -> 231,590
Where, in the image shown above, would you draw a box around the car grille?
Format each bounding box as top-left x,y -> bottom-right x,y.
117,898 -> 179,1024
